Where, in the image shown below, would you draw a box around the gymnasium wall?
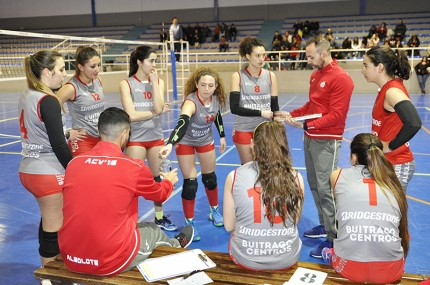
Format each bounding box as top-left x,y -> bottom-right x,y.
0,0 -> 429,30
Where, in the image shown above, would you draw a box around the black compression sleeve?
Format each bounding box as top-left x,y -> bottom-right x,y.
214,111 -> 225,138
167,114 -> 190,146
271,96 -> 279,112
388,100 -> 422,150
229,91 -> 261,116
40,96 -> 73,169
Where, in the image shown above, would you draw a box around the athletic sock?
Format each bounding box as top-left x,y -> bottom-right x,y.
155,211 -> 164,220
205,186 -> 218,207
182,198 -> 195,220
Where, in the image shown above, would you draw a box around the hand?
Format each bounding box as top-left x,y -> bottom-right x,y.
160,168 -> 179,185
149,68 -> 158,83
260,110 -> 273,120
285,117 -> 304,129
161,103 -> 170,114
69,128 -> 87,141
381,140 -> 392,153
219,137 -> 226,153
159,144 -> 173,159
274,111 -> 291,122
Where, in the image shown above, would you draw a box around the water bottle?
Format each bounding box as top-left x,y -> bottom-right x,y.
159,158 -> 172,173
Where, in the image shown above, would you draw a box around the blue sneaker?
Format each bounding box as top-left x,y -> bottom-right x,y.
304,225 -> 327,238
209,206 -> 224,227
310,239 -> 333,258
185,219 -> 201,242
322,247 -> 333,264
154,215 -> 178,231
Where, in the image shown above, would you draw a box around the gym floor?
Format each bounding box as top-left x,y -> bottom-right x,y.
0,91 -> 429,284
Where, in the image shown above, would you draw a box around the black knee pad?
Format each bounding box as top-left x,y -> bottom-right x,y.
38,226 -> 60,258
202,172 -> 217,190
154,175 -> 162,182
181,178 -> 198,200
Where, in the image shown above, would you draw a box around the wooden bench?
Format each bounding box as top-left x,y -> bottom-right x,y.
35,247 -> 428,285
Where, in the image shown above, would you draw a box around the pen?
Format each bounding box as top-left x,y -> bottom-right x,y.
182,269 -> 201,280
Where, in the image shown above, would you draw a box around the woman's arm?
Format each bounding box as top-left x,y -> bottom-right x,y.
223,171 -> 236,232
56,83 -> 75,104
119,80 -> 156,122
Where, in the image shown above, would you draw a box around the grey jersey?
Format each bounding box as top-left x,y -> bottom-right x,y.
126,76 -> 163,142
180,92 -> 220,147
66,76 -> 105,137
233,67 -> 272,132
229,161 -> 302,270
334,165 -> 404,262
18,89 -> 65,175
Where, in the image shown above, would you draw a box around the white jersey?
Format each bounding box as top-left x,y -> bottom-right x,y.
125,75 -> 163,142
65,76 -> 105,137
18,89 -> 65,175
233,67 -> 271,132
229,161 -> 302,270
334,165 -> 404,262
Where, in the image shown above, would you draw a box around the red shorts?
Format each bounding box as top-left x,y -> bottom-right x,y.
330,250 -> 404,284
175,142 -> 215,155
232,130 -> 253,144
127,139 -> 164,148
68,135 -> 100,157
19,172 -> 64,198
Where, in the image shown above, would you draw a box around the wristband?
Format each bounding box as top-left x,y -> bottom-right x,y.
303,122 -> 308,130
65,131 -> 70,140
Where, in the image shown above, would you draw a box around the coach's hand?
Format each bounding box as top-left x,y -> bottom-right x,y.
160,168 -> 179,186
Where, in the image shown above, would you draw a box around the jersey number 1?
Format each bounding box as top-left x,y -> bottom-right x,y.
19,109 -> 28,139
248,187 -> 282,224
363,178 -> 377,206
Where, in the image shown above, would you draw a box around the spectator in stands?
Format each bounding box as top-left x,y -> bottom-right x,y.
415,56 -> 430,94
230,36 -> 278,164
219,36 -> 229,52
193,28 -> 202,48
194,23 -> 201,34
383,40 -> 390,46
388,34 -> 396,47
59,107 -> 194,276
229,23 -> 237,41
212,23 -> 220,42
394,19 -> 407,42
19,50 -> 71,269
326,35 -> 337,49
184,23 -> 194,44
293,30 -> 302,44
201,23 -> 211,43
272,31 -> 282,49
368,34 -> 380,48
309,18 -> 320,37
377,22 -> 388,42
281,35 -> 291,50
325,28 -> 333,39
342,37 -> 352,58
368,25 -> 378,39
220,22 -> 229,40
159,29 -> 167,48
57,47 -> 104,157
166,17 -> 183,62
293,19 -> 303,35
279,45 -> 289,70
361,36 -> 369,48
289,37 -> 300,70
322,133 -> 409,284
268,47 -> 280,70
223,121 -> 304,271
394,39 -> 403,50
284,30 -> 293,44
302,20 -> 311,38
407,34 -> 421,56
351,36 -> 361,58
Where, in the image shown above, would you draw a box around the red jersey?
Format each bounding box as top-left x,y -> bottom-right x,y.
290,59 -> 354,140
58,141 -> 173,276
371,79 -> 414,164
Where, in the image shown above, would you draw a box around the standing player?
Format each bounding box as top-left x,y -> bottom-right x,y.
276,36 -> 354,258
119,46 -> 176,231
362,46 -> 421,190
322,133 -> 409,284
230,36 -> 278,164
56,46 -> 105,156
159,67 -> 227,241
224,121 -> 304,270
166,17 -> 183,62
18,51 -> 72,269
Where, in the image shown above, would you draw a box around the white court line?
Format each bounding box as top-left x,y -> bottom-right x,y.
280,95 -> 298,110
0,117 -> 18,123
137,145 -> 237,222
0,140 -> 20,147
0,133 -> 20,138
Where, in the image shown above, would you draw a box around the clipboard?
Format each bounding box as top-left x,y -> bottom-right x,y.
291,113 -> 322,121
137,249 -> 216,282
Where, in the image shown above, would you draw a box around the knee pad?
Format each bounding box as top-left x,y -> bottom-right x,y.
202,172 -> 217,190
181,178 -> 198,200
153,175 -> 162,182
38,227 -> 60,258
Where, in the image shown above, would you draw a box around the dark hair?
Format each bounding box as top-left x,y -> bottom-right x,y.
24,50 -> 62,95
365,46 -> 411,80
306,36 -> 330,53
252,121 -> 303,226
98,107 -> 130,138
128,46 -> 157,77
238,36 -> 265,58
350,133 -> 409,257
75,46 -> 100,76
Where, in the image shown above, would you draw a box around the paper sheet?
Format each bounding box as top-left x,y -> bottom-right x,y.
285,267 -> 327,285
167,271 -> 213,285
